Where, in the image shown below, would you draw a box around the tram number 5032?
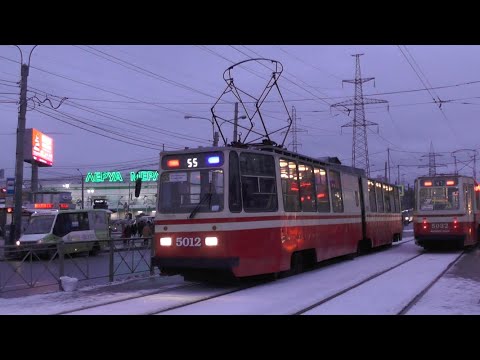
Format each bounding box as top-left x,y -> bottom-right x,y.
187,158 -> 198,168
176,237 -> 202,247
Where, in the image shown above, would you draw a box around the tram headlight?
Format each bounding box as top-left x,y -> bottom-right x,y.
205,237 -> 218,246
160,237 -> 172,246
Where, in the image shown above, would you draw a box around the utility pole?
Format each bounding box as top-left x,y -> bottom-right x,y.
451,148 -> 478,178
397,164 -> 400,185
232,102 -> 239,143
420,142 -> 445,176
290,105 -> 307,152
213,131 -> 219,147
331,54 -> 388,177
387,148 -> 391,183
12,46 -> 37,243
474,153 -> 477,180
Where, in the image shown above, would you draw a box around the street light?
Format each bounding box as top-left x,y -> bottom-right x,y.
184,115 -> 216,146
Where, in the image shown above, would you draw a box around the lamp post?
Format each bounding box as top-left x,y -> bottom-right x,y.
77,169 -> 84,209
184,115 -> 217,146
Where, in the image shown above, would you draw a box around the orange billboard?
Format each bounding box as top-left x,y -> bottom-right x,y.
23,128 -> 54,167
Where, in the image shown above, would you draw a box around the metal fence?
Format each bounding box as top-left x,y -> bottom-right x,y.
0,237 -> 155,295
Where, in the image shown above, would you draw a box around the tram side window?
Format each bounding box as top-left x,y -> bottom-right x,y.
393,186 -> 400,212
280,159 -> 301,212
240,153 -> 277,212
298,163 -> 316,212
384,185 -> 393,213
329,170 -> 344,213
314,167 -> 330,212
368,180 -> 377,212
376,182 -> 385,212
229,152 -> 242,212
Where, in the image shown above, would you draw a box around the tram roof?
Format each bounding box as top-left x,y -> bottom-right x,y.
161,144 -> 368,178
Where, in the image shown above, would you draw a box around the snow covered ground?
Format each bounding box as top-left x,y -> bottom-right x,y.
1,236 -> 479,315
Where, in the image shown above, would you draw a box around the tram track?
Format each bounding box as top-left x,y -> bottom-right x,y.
293,249 -> 464,315
396,251 -> 464,315
58,282 -> 198,315
62,236 -> 418,315
61,278 -> 266,315
147,280 -> 265,315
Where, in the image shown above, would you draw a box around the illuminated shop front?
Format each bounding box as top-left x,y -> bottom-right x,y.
36,170 -> 159,220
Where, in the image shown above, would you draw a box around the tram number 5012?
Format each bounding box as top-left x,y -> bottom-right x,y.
176,237 -> 201,247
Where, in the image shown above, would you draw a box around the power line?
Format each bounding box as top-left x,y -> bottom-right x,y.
0,54 -> 196,117
27,86 -> 212,145
33,106 -> 165,151
74,45 -> 221,101
277,46 -> 343,81
49,79 -> 480,106
237,45 -> 340,110
397,45 -> 459,143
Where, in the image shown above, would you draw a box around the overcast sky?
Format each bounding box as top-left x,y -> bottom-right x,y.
1,45 -> 480,185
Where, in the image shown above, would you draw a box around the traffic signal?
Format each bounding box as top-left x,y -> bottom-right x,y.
7,207 -> 13,213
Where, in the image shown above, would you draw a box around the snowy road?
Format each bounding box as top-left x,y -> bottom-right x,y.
2,234 -> 474,315
62,237 -> 420,315
161,237 -> 452,315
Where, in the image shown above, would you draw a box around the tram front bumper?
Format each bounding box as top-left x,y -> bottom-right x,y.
152,256 -> 239,270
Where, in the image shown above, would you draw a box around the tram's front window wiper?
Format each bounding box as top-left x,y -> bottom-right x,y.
189,193 -> 213,219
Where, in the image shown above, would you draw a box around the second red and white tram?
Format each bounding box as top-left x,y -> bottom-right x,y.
151,144 -> 403,280
413,175 -> 480,249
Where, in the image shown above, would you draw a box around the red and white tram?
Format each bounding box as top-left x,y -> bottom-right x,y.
150,144 -> 403,280
413,175 -> 480,249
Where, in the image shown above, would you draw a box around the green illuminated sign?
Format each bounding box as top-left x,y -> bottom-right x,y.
85,172 -> 124,183
130,171 -> 159,182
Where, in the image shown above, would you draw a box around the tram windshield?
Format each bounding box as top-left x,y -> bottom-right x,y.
419,186 -> 459,211
159,169 -> 224,214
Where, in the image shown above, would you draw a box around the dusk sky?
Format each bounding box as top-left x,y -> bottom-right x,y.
1,45 -> 479,186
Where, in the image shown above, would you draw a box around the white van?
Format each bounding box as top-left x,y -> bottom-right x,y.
17,209 -> 111,256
